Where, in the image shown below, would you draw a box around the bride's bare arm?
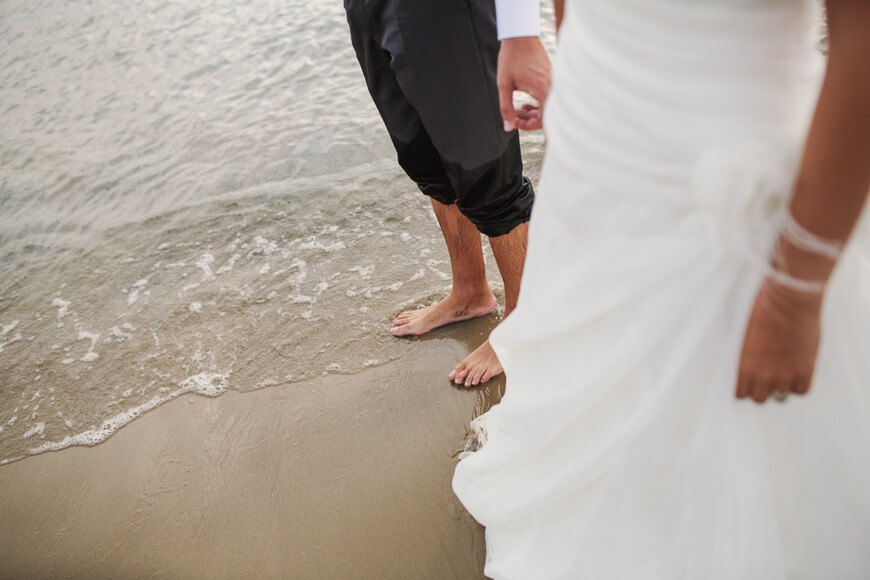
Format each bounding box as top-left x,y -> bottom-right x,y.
736,0 -> 870,403
792,0 -> 870,245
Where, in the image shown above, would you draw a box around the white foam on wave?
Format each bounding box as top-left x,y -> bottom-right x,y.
108,323 -> 135,341
426,259 -> 451,281
52,298 -> 71,319
290,278 -> 329,304
196,252 -> 216,278
1,320 -> 19,336
25,371 -> 230,460
216,253 -> 241,274
178,372 -> 228,397
349,265 -> 373,280
0,320 -> 22,354
126,278 -> 149,305
77,330 -> 101,362
180,252 -> 216,293
252,236 -> 278,255
299,239 -> 346,252
22,422 -> 45,440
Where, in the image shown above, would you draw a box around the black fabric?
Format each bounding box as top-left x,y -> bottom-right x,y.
345,0 -> 535,237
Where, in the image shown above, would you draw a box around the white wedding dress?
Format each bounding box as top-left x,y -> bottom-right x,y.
453,0 -> 870,577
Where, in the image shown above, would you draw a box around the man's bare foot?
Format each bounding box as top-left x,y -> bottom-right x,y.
390,292 -> 497,337
449,340 -> 503,387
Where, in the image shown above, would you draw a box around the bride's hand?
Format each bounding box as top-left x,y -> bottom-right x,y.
735,0 -> 870,403
736,280 -> 824,403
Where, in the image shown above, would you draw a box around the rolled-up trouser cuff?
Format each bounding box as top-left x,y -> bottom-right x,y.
415,180 -> 456,206
346,0 -> 533,236
462,176 -> 535,237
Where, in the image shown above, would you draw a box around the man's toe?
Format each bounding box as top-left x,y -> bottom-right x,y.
390,324 -> 410,335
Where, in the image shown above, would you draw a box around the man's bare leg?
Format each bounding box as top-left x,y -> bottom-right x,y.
391,199 -> 498,336
449,221 -> 528,386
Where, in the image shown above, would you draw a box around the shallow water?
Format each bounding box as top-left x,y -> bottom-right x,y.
0,0 -> 555,463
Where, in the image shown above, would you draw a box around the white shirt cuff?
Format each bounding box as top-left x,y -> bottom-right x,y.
494,0 -> 540,40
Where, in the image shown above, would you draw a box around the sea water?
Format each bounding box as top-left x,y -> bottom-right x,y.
0,0 -> 555,463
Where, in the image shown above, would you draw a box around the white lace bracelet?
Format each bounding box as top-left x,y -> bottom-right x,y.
766,268 -> 828,293
780,211 -> 844,260
765,211 -> 845,293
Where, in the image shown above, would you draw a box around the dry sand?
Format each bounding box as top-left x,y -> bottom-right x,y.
0,318 -> 504,578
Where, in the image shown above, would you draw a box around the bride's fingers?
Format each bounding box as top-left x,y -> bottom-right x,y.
791,376 -> 811,395
751,380 -> 770,403
735,372 -> 752,399
772,379 -> 790,402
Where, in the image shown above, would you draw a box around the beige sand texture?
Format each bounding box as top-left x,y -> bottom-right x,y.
0,322 -> 504,578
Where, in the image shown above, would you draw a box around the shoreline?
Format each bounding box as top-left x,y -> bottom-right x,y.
0,328 -> 500,577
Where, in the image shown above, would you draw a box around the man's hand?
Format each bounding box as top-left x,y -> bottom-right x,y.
497,36 -> 551,131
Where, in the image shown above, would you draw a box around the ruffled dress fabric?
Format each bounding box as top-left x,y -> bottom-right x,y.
452,0 -> 870,577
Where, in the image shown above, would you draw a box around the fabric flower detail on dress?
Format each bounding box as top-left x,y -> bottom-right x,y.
691,140 -> 800,267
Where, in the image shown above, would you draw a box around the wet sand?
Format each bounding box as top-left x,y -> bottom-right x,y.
0,318 -> 503,577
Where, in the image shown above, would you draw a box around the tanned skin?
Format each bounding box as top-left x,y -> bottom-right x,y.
390,199 -> 531,387
736,0 -> 870,403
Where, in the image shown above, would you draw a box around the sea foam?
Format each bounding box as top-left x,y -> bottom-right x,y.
25,372 -> 229,459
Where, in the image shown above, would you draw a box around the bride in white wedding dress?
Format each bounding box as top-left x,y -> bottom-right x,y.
453,0 -> 870,577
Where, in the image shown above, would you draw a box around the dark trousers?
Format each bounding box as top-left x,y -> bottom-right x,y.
345,0 -> 534,237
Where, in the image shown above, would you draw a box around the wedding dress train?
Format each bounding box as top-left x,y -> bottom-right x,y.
453,0 -> 870,577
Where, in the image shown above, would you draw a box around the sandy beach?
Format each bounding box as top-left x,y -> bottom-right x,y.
0,317 -> 505,577
0,1 -> 557,575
